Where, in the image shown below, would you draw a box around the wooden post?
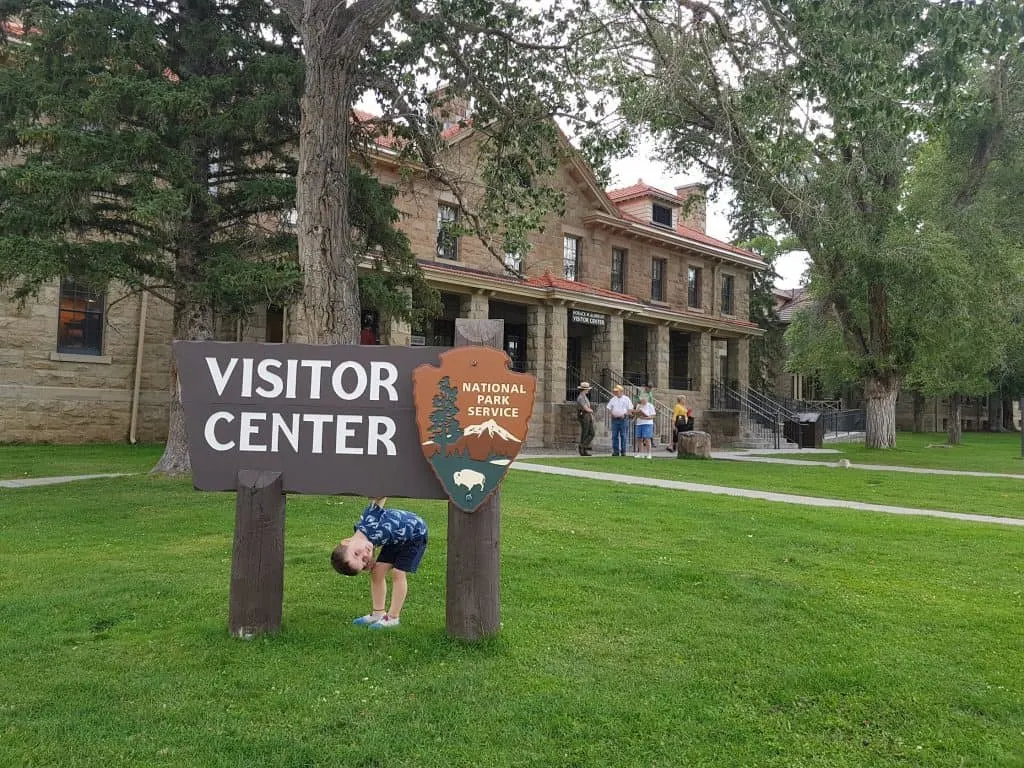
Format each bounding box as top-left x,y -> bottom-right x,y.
447,318 -> 504,641
229,470 -> 286,638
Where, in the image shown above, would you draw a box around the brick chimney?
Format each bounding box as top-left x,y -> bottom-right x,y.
674,183 -> 707,233
428,86 -> 470,132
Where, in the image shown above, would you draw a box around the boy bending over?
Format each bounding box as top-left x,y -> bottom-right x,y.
331,497 -> 428,630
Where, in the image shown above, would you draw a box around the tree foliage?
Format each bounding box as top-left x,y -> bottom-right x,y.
603,0 -> 1021,447
272,0 -> 621,346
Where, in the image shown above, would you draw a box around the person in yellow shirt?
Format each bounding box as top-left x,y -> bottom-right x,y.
669,395 -> 693,451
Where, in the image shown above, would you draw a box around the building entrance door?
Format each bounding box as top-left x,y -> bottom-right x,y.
566,336 -> 582,401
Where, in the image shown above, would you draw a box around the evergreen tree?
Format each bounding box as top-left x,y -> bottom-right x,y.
0,1 -> 439,471
429,376 -> 462,449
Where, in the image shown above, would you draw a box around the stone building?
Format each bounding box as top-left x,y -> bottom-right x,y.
0,101 -> 765,446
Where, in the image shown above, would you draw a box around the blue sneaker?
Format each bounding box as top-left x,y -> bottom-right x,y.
352,613 -> 385,626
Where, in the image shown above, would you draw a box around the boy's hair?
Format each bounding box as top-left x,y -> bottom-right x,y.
330,543 -> 360,576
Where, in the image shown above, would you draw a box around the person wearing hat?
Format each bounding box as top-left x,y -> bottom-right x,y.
605,384 -> 634,457
576,382 -> 595,456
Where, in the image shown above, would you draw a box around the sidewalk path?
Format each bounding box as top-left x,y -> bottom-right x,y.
513,462 -> 1024,527
712,452 -> 1024,481
0,473 -> 131,489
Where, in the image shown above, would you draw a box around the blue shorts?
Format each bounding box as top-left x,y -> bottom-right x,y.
635,423 -> 654,439
377,536 -> 428,573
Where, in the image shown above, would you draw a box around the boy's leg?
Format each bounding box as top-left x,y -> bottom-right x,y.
369,562 -> 391,616
387,569 -> 409,619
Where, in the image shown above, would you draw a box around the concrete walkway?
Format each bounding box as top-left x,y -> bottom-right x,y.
512,462 -> 1024,528
0,473 -> 131,489
711,452 -> 1024,480
4,464 -> 1021,528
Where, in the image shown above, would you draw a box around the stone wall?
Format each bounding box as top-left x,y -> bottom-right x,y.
702,409 -> 740,448
1,282 -> 174,443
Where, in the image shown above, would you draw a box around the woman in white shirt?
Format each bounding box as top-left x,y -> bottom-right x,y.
632,394 -> 656,460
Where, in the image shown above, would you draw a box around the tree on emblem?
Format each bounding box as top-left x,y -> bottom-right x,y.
430,376 -> 463,449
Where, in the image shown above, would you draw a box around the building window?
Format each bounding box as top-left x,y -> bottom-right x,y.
563,235 -> 581,281
687,266 -> 703,309
437,203 -> 459,260
57,278 -> 105,355
651,257 -> 667,301
611,247 -> 627,293
721,274 -> 735,315
652,203 -> 673,228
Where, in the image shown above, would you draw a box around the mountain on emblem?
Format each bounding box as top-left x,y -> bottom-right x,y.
412,347 -> 536,512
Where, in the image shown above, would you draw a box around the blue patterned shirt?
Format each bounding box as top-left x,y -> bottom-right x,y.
355,503 -> 428,546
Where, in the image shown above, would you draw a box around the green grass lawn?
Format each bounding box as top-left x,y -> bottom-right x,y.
1,468 -> 1022,767
752,432 -> 1024,474
523,454 -> 1024,520
0,442 -> 165,479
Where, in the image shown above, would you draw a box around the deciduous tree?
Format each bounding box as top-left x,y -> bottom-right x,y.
604,0 -> 1019,447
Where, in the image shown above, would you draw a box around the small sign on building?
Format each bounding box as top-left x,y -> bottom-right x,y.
569,309 -> 607,327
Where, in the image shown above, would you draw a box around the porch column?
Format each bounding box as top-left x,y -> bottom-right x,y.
525,304 -> 548,448
460,291 -> 489,320
726,339 -> 745,389
544,303 -> 568,446
697,331 -> 713,394
592,313 -> 623,391
646,324 -> 669,390
736,338 -> 750,390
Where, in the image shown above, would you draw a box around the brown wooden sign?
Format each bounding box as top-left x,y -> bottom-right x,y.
412,346 -> 536,512
172,341 -> 448,499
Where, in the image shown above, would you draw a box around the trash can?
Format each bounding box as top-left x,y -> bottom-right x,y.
796,412 -> 823,449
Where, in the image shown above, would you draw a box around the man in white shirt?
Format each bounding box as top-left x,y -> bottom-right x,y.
606,384 -> 633,457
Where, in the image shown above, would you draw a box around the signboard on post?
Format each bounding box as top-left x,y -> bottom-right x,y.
173,342 -> 449,499
412,346 -> 535,512
172,338 -> 535,641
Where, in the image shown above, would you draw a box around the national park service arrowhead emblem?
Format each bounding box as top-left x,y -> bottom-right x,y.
412,347 -> 536,512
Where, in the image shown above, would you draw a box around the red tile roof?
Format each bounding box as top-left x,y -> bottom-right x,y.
616,212 -> 757,260
525,270 -> 639,302
607,180 -> 683,204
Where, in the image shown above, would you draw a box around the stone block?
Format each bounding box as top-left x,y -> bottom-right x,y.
677,430 -> 712,459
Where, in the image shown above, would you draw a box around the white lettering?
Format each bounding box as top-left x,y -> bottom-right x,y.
204,411 -> 235,451
240,358 -> 254,398
206,358 -> 238,397
239,412 -> 267,452
370,362 -> 399,401
331,361 -> 368,400
303,413 -> 332,453
367,416 -> 397,456
300,360 -> 332,399
334,415 -> 363,455
285,359 -> 298,399
255,359 -> 284,398
271,413 -> 300,452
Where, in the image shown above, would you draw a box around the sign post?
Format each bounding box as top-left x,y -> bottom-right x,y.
447,319 -> 503,640
229,470 -> 286,638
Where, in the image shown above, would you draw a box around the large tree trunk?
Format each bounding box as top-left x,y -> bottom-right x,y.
988,394 -> 1004,432
946,394 -> 963,446
151,293 -> 214,476
289,10 -> 388,345
912,390 -> 925,433
863,374 -> 899,449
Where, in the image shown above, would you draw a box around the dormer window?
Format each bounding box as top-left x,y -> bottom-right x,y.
652,202 -> 673,228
